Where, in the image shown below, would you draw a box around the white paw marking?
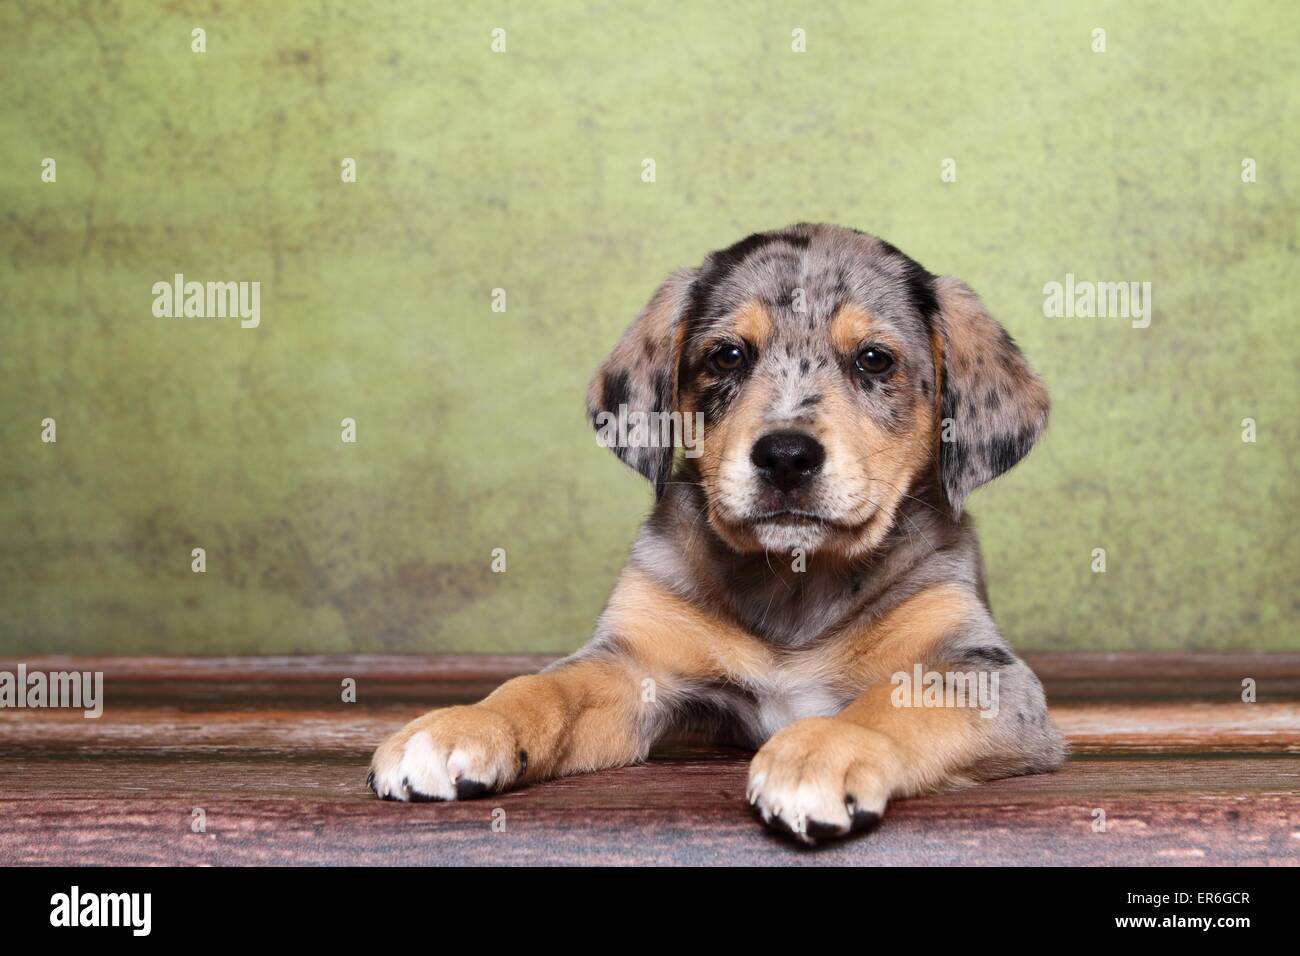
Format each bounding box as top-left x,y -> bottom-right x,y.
747,760 -> 887,844
371,731 -> 503,802
748,773 -> 855,841
399,731 -> 456,800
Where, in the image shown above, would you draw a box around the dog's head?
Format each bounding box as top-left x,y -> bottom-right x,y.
588,224 -> 1049,558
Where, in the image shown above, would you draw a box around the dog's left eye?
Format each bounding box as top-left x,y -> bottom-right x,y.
710,344 -> 747,373
854,346 -> 894,375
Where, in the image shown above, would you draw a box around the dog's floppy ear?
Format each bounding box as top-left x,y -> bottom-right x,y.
933,276 -> 1050,516
587,267 -> 697,497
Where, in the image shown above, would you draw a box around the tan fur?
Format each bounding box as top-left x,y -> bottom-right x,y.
816,377 -> 934,560
828,301 -> 885,355
928,325 -> 946,421
732,298 -> 774,348
688,367 -> 773,552
603,567 -> 776,680
835,582 -> 979,683
837,684 -> 985,794
370,658 -> 645,796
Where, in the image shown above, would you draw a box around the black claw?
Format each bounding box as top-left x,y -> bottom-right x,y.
750,795 -> 882,845
455,779 -> 490,800
850,809 -> 882,833
366,770 -> 375,791
805,819 -> 848,841
768,816 -> 798,837
518,750 -> 529,775
751,803 -> 796,836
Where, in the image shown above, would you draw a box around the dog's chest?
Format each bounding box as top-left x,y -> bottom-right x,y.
745,673 -> 845,742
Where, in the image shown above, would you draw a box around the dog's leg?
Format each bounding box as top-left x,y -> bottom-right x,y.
369,564 -> 768,801
747,589 -> 1065,842
369,658 -> 648,801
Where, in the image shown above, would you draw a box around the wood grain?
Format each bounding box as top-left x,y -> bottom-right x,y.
0,655 -> 1297,865
4,651 -> 1296,700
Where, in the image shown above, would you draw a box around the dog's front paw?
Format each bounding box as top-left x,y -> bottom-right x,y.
746,717 -> 895,844
369,705 -> 525,802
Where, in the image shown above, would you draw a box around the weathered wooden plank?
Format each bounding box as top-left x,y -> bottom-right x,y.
2,652 -> 1297,701
3,702 -> 1298,754
0,751 -> 1295,866
0,655 -> 1297,865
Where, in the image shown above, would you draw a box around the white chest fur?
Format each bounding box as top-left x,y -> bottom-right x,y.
748,674 -> 845,741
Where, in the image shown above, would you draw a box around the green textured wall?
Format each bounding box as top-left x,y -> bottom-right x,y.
1,1 -> 1296,655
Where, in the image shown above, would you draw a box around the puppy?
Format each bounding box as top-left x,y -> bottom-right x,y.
370,223 -> 1065,843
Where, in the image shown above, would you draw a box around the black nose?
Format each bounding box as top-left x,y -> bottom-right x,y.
750,430 -> 826,493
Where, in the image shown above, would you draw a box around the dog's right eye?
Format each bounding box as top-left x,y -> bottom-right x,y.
710,344 -> 747,373
854,346 -> 894,376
